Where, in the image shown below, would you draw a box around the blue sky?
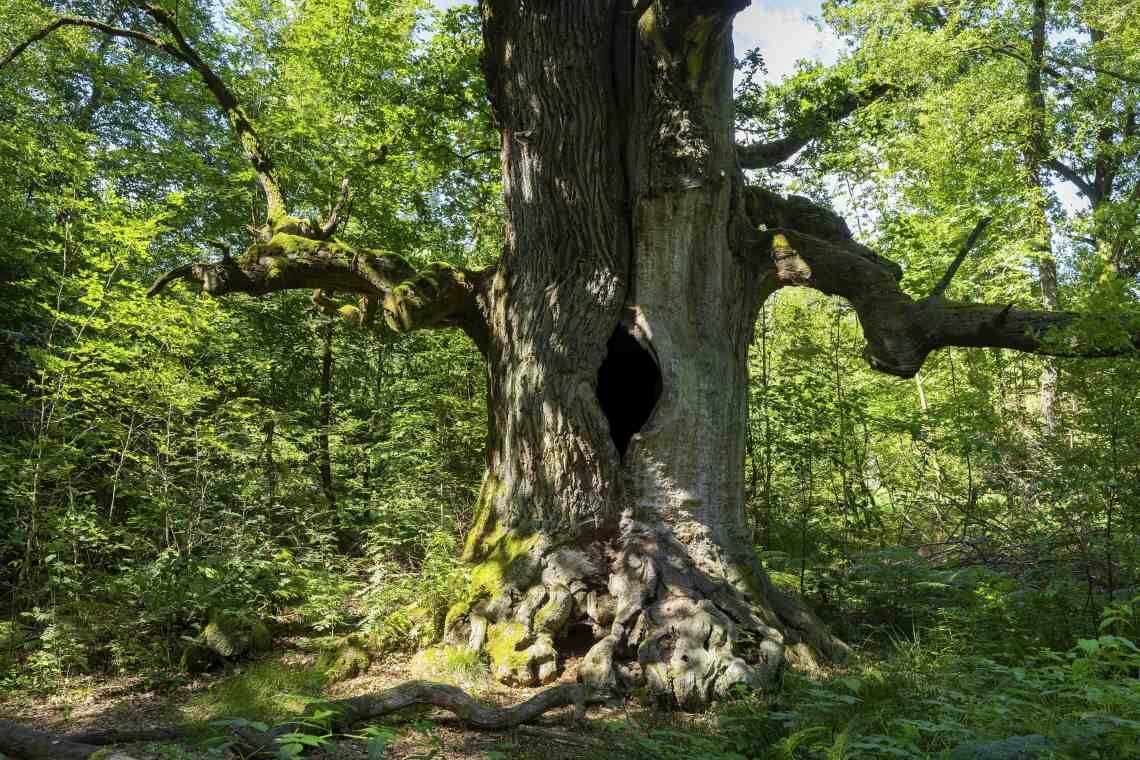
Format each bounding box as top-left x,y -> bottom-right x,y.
427,0 -> 840,83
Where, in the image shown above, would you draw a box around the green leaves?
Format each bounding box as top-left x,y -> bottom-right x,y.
0,0 -> 492,683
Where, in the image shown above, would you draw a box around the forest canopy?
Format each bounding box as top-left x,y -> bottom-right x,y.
0,0 -> 1138,758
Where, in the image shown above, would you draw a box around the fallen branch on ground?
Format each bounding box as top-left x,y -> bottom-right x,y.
0,680 -> 598,759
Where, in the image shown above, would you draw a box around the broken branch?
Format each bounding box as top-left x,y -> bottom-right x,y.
929,216 -> 992,299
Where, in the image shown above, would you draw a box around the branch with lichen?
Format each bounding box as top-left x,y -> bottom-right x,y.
147,233 -> 491,340
2,1 -> 467,341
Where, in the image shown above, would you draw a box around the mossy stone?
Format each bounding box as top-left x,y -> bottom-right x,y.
318,642 -> 370,682
203,614 -> 250,659
444,600 -> 471,635
179,643 -> 215,674
249,620 -> 272,653
485,621 -> 529,678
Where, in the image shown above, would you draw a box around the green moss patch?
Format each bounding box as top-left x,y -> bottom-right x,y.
468,529 -> 541,603
181,660 -> 327,724
410,644 -> 490,689
462,474 -> 503,561
485,622 -> 529,674
317,637 -> 371,682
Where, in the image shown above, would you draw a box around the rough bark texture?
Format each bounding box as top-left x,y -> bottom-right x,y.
444,1 -> 845,710
438,1 -> 1140,708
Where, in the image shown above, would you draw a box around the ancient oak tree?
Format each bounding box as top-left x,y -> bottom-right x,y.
8,0 -> 1139,711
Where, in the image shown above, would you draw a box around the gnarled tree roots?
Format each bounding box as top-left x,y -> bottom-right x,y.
447,510 -> 847,710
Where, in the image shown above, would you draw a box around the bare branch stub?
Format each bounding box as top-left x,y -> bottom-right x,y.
929,215 -> 992,299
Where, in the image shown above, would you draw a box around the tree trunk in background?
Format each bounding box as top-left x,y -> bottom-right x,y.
445,2 -> 844,709
1026,0 -> 1060,432
318,318 -> 336,510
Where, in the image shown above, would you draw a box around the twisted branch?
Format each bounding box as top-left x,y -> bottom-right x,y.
145,233 -> 490,341
742,187 -> 1140,377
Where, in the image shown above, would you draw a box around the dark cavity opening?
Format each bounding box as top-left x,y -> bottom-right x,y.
596,324 -> 662,457
554,622 -> 597,662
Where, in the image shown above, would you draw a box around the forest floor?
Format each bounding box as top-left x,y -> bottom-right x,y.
0,645 -> 697,759
4,574 -> 1137,759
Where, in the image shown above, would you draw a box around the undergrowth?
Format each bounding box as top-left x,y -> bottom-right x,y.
595,551 -> 1140,759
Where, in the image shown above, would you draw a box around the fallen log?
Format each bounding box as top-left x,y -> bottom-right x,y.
0,680 -> 597,759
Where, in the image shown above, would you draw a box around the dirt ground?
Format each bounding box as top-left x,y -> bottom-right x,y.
0,651 -> 683,760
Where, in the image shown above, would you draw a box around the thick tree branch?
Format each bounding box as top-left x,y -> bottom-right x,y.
147,234 -> 490,337
742,187 -> 1139,377
742,186 -> 903,280
737,135 -> 813,170
1047,158 -> 1098,203
736,84 -> 890,170
4,8 -> 494,346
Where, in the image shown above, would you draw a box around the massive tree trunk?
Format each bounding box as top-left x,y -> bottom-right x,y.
445,1 -> 844,708
19,0 -> 1138,714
